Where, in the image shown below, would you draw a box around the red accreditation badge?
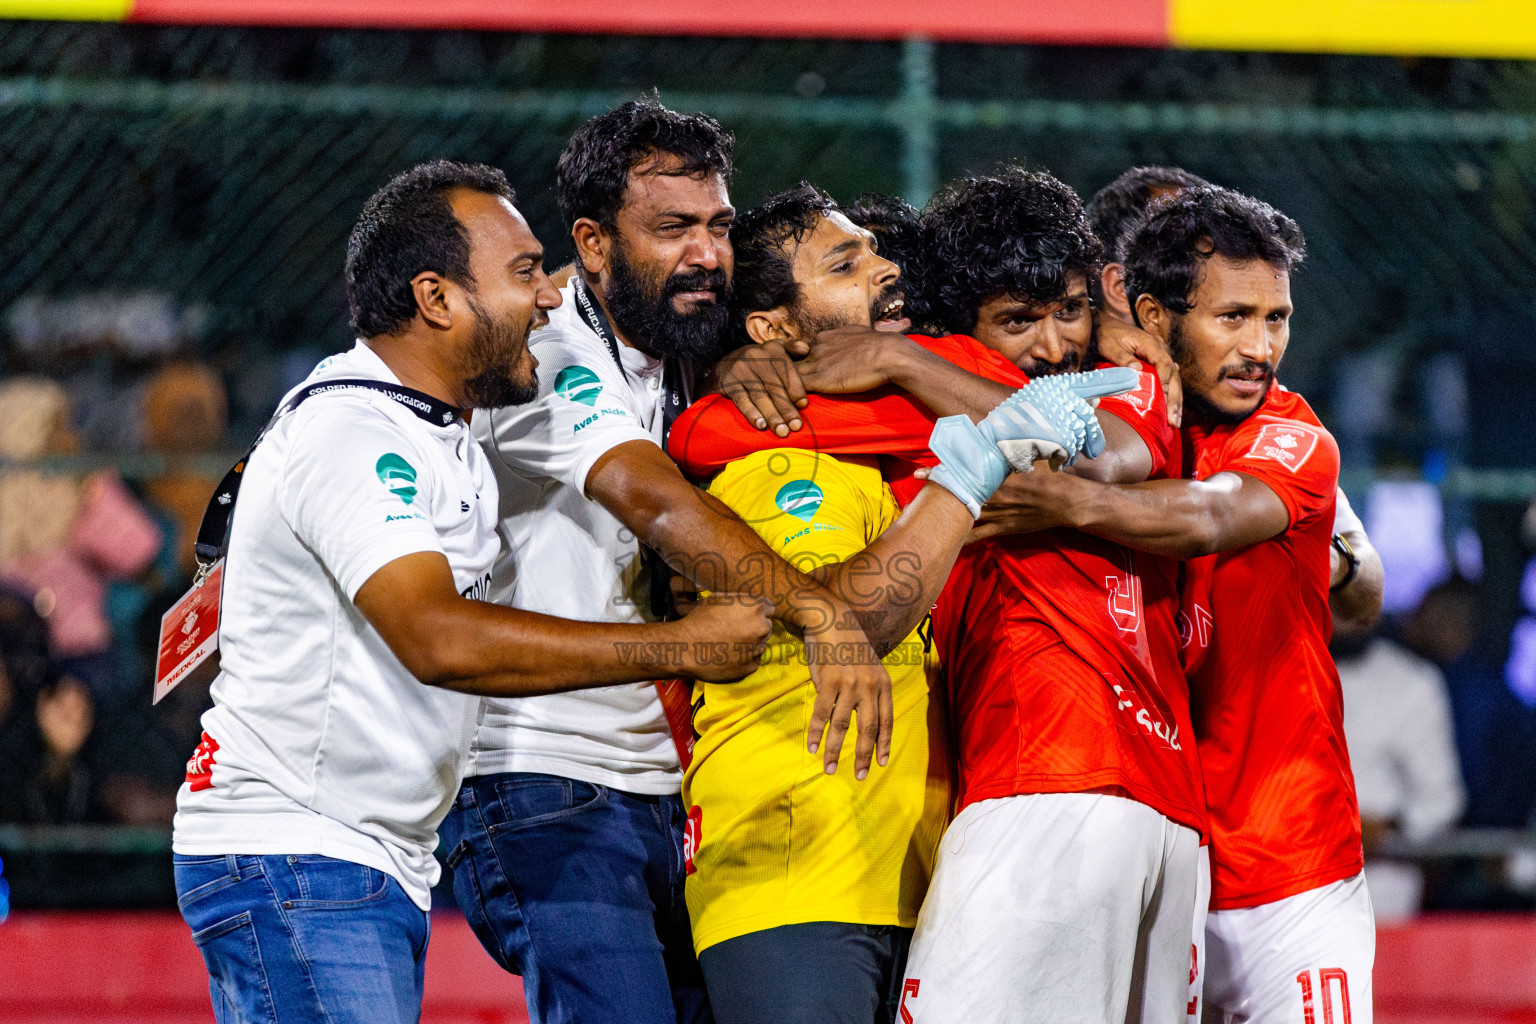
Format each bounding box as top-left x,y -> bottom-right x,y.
656,678 -> 696,770
154,560 -> 224,704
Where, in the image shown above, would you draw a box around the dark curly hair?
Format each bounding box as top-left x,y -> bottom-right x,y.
728,182 -> 839,341
556,95 -> 735,231
1122,186 -> 1306,322
842,193 -> 922,279
1086,166 -> 1211,262
345,160 -> 514,338
918,167 -> 1102,335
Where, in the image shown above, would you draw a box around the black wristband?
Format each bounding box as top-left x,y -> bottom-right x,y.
1330,533 -> 1361,593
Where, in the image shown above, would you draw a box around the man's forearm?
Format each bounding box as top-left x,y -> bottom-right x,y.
591,441 -> 840,635
809,484 -> 972,654
418,603 -> 700,696
1069,473 -> 1285,559
645,489 -> 838,636
883,341 -> 1012,422
354,551 -> 725,697
1330,529 -> 1385,628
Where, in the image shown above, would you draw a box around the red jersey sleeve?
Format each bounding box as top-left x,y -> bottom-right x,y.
1094,362 -> 1176,481
668,387 -> 942,479
666,334 -> 1027,479
1208,398 -> 1340,529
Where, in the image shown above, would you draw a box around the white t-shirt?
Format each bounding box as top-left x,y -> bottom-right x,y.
467,280 -> 682,794
1333,486 -> 1364,537
1338,638 -> 1464,843
172,342 -> 499,910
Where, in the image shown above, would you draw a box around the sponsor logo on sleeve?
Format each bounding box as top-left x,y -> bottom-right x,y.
1244,422 -> 1319,473
554,365 -> 603,407
375,453 -> 419,504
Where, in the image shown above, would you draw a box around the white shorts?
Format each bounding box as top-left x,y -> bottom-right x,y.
1190,845 -> 1211,1021
899,791 -> 1200,1024
1203,874 -> 1375,1024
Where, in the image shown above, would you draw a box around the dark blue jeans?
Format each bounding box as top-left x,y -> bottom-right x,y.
173,853 -> 429,1024
439,772 -> 708,1024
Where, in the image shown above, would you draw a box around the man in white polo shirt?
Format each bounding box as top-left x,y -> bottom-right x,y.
441,101 -> 894,1024
171,161 -> 771,1024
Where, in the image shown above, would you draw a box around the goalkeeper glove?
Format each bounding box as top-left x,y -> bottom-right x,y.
926,367 -> 1139,517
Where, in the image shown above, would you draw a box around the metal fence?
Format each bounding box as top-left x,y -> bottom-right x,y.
2,23 -> 1536,475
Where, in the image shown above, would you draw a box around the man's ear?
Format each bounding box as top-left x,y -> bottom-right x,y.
1102,263 -> 1132,319
571,218 -> 610,277
744,308 -> 795,346
1133,293 -> 1171,341
410,272 -> 453,331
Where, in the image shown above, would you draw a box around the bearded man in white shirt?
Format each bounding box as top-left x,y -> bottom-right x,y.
443,101 -> 895,1024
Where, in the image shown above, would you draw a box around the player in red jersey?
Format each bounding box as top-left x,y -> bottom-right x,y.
1086,166 -> 1383,636
1086,166 -> 1386,1022
978,186 -> 1372,1024
674,169 -> 1205,1023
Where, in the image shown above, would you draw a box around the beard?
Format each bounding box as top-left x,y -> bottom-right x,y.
604,241 -> 731,365
1168,316 -> 1272,426
460,295 -> 540,409
789,282 -> 903,337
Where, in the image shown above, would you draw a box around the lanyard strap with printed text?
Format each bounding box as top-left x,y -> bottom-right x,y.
193,377 -> 459,573
571,276 -> 688,442
160,376 -> 458,705
572,279 -> 699,766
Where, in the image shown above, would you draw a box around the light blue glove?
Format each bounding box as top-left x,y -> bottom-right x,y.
927,366 -> 1140,516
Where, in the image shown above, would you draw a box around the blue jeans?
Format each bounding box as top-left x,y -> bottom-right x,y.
439,772 -> 708,1024
173,853 -> 429,1024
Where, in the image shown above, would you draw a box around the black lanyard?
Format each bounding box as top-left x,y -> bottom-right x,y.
571,277 -> 693,620
193,377 -> 459,571
572,276 -> 688,443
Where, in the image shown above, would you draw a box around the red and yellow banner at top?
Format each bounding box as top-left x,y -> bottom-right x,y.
5,0 -> 1536,60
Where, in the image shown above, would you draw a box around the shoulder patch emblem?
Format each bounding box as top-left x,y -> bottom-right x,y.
1245,422 -> 1319,473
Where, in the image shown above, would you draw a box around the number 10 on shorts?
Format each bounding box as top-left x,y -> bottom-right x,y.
1296,968 -> 1351,1024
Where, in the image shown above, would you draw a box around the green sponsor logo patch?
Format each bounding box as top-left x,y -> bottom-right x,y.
554,365 -> 603,407
375,453 -> 418,505
774,480 -> 823,522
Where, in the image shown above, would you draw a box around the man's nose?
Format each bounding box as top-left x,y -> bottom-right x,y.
1030,319 -> 1067,366
535,270 -> 562,309
680,227 -> 723,271
1236,321 -> 1270,363
873,254 -> 900,289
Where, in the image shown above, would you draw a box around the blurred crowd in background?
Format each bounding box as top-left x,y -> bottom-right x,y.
0,297 -> 283,835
